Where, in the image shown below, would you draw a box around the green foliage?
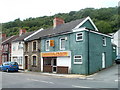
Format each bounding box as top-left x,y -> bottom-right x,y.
96,21 -> 112,34
2,7 -> 119,36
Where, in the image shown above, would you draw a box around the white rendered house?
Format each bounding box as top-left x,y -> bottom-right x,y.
11,29 -> 34,69
112,29 -> 120,55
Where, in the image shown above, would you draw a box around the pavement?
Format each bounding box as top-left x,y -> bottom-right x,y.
19,64 -> 118,79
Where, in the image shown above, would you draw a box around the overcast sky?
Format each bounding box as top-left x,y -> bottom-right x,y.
0,0 -> 119,23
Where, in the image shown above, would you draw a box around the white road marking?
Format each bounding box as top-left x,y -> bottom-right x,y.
27,78 -> 54,84
72,85 -> 91,88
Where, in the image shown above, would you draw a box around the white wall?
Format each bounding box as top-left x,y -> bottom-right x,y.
57,56 -> 71,73
112,30 -> 120,55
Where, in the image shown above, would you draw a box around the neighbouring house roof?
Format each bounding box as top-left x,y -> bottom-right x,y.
2,35 -> 19,45
12,31 -> 35,42
25,17 -> 88,41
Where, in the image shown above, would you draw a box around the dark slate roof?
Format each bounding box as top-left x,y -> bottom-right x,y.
25,17 -> 87,41
12,31 -> 35,42
2,35 -> 19,44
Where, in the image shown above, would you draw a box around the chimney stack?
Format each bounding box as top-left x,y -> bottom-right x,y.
19,29 -> 26,36
2,34 -> 6,38
53,17 -> 64,28
2,34 -> 6,40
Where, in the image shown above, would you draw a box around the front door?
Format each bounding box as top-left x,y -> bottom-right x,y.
102,53 -> 106,69
25,56 -> 28,69
51,58 -> 57,73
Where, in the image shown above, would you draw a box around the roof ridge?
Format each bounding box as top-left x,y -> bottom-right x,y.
2,35 -> 15,44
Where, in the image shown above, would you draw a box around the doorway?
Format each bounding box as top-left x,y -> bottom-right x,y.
43,57 -> 57,73
51,58 -> 57,73
102,53 -> 106,69
25,56 -> 28,69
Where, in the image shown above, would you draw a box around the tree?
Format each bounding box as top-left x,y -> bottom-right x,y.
96,21 -> 112,34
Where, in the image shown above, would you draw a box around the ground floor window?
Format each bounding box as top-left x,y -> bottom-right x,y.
18,57 -> 22,65
32,56 -> 37,67
13,56 -> 22,65
2,55 -> 7,62
74,55 -> 82,64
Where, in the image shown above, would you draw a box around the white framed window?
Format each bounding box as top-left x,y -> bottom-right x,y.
103,37 -> 106,46
46,40 -> 50,51
60,38 -> 66,50
76,32 -> 83,41
19,57 -> 22,65
74,55 -> 82,64
18,42 -> 23,50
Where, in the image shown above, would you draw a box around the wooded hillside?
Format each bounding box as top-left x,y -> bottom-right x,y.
2,7 -> 120,36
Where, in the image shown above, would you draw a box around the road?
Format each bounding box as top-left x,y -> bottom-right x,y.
0,65 -> 119,89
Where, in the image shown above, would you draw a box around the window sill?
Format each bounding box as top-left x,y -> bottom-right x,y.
74,62 -> 82,64
32,65 -> 37,67
60,48 -> 65,50
103,45 -> 106,47
76,39 -> 83,42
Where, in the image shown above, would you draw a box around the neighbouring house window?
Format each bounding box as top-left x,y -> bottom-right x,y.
74,55 -> 82,64
32,56 -> 37,66
4,45 -> 8,51
76,33 -> 83,41
113,47 -> 116,52
25,43 -> 28,52
103,37 -> 106,46
60,38 -> 66,50
46,40 -> 50,51
13,45 -> 16,51
19,57 -> 22,65
18,42 -> 23,50
33,42 -> 37,51
17,57 -> 22,65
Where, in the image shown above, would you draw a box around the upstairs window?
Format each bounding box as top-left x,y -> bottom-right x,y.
76,33 -> 83,41
46,40 -> 50,51
25,43 -> 28,52
4,45 -> 8,51
13,46 -> 16,51
103,37 -> 106,46
18,42 -> 23,50
60,38 -> 66,50
74,55 -> 82,64
33,42 -> 37,51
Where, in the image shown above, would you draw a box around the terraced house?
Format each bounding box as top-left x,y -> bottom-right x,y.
24,29 -> 43,71
25,16 -> 114,75
1,35 -> 18,63
11,29 -> 34,69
